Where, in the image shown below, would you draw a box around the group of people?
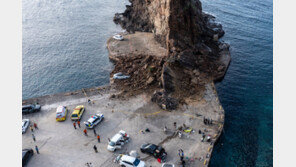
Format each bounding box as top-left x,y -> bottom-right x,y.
203,117 -> 213,125
72,121 -> 101,153
29,122 -> 40,154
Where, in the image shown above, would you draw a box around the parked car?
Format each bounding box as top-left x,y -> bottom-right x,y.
71,105 -> 85,121
22,148 -> 33,167
84,113 -> 104,128
107,130 -> 130,151
113,72 -> 130,80
22,119 -> 30,134
113,34 -> 124,41
161,163 -> 174,167
22,104 -> 41,114
140,143 -> 167,161
115,154 -> 146,167
56,106 -> 68,121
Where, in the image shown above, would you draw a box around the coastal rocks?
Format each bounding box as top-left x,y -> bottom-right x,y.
151,91 -> 178,110
110,54 -> 166,94
110,0 -> 231,110
203,13 -> 225,39
161,65 -> 175,94
113,1 -> 154,33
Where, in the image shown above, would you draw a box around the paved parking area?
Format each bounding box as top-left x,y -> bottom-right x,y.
22,83 -> 224,167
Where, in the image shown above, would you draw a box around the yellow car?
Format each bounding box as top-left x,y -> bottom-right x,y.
56,106 -> 68,122
71,105 -> 85,121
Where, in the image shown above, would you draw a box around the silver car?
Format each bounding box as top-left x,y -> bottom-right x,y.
113,34 -> 124,41
22,119 -> 30,134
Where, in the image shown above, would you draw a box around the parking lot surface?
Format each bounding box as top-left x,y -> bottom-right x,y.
22,83 -> 224,167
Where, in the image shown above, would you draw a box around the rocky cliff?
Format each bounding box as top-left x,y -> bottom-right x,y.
112,0 -> 230,110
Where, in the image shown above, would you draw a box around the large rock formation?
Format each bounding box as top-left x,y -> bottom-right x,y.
112,0 -> 230,110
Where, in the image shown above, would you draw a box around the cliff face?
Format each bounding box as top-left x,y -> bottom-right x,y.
112,0 -> 230,110
114,0 -> 224,49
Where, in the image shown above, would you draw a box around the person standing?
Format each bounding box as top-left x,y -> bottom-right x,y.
93,129 -> 97,136
30,125 -> 34,132
35,145 -> 39,154
179,149 -> 184,161
73,122 -> 76,129
93,145 -> 98,153
173,122 -> 177,130
32,134 -> 36,142
33,122 -> 38,130
77,120 -> 80,128
97,135 -> 100,143
84,129 -> 88,136
181,160 -> 186,167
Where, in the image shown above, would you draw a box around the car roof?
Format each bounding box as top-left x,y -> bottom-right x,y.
56,106 -> 66,113
111,133 -> 122,142
75,105 -> 84,109
72,110 -> 79,114
121,155 -> 136,163
88,116 -> 97,123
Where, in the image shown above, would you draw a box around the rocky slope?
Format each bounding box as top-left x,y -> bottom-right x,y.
111,0 -> 230,110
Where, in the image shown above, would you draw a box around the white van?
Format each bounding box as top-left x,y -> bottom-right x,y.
107,130 -> 130,152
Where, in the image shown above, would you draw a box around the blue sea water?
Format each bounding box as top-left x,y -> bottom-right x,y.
22,0 -> 273,166
200,0 -> 273,166
22,0 -> 127,99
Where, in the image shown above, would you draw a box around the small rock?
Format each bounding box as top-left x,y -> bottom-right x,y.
213,34 -> 219,41
191,77 -> 198,84
218,65 -> 224,71
146,77 -> 154,85
193,69 -> 200,76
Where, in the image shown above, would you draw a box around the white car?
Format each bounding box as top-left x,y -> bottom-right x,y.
113,34 -> 124,41
107,130 -> 130,151
113,72 -> 130,80
84,113 -> 104,128
22,119 -> 30,134
115,154 -> 146,167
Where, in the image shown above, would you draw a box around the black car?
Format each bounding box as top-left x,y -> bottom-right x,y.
140,143 -> 167,160
22,104 -> 41,114
22,149 -> 33,167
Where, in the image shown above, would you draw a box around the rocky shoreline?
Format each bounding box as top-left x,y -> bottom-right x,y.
109,0 -> 231,110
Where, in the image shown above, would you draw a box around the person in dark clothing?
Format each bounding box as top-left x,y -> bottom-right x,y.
32,133 -> 35,140
182,160 -> 186,167
173,122 -> 177,129
93,129 -> 97,136
93,145 -> 98,153
97,135 -> 100,143
108,138 -> 110,142
179,149 -> 184,161
73,122 -> 76,129
35,145 -> 39,154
